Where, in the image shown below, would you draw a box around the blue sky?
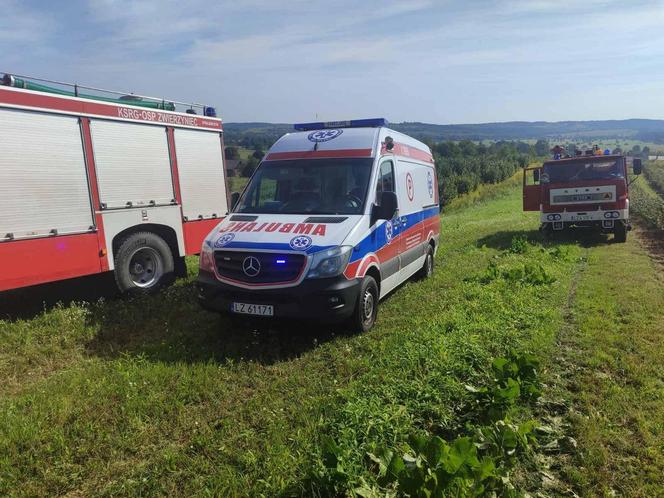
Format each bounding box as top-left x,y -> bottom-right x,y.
2,0 -> 663,124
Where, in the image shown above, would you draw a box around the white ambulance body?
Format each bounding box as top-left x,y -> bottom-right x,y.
0,73 -> 228,293
197,119 -> 440,331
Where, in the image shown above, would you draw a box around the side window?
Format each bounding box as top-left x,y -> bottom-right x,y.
376,160 -> 395,203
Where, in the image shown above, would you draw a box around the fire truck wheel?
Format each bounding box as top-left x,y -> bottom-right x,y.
349,275 -> 379,333
417,244 -> 435,279
613,224 -> 627,243
114,232 -> 175,294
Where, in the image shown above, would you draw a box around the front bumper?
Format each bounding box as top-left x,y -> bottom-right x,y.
196,270 -> 361,321
540,208 -> 628,224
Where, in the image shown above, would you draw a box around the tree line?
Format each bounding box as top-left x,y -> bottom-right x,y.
225,139 -> 542,202
430,140 -> 537,205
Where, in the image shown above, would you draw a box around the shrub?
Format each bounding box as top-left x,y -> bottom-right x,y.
509,235 -> 529,254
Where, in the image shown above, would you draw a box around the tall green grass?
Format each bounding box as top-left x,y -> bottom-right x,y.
630,170 -> 664,229
1,176 -> 662,496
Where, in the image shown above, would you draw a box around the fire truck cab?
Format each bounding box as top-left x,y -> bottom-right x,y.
0,73 -> 229,294
196,119 -> 440,331
523,150 -> 642,242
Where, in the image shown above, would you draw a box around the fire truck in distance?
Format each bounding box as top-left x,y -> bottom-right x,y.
0,73 -> 229,293
523,147 -> 642,242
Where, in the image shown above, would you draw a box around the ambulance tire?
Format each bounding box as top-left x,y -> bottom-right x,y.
417,245 -> 435,280
349,276 -> 379,333
114,231 -> 175,295
613,224 -> 627,243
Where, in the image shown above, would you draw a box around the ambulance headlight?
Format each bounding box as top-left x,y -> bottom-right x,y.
306,246 -> 353,279
200,239 -> 216,273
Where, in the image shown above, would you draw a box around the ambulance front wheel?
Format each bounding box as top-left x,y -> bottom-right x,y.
114,231 -> 175,294
349,275 -> 379,333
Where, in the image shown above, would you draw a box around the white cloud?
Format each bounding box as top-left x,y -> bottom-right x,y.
3,0 -> 664,122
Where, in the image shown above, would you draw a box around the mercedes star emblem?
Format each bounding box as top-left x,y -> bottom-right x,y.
242,256 -> 261,277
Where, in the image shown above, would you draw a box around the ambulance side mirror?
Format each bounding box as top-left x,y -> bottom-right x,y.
230,192 -> 241,211
372,191 -> 398,224
633,158 -> 643,176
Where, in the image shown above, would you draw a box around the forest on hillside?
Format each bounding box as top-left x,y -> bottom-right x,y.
223,119 -> 664,147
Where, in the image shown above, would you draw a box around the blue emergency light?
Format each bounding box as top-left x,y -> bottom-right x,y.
293,118 -> 387,131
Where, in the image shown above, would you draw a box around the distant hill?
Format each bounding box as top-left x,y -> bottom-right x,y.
223,119 -> 664,145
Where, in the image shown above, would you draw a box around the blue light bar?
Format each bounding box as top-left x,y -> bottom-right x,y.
293,118 -> 387,131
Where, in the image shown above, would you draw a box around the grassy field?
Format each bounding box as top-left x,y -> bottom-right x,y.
631,163 -> 664,230
644,160 -> 664,195
1,175 -> 663,496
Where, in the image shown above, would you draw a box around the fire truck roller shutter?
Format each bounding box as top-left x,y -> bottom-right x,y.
173,129 -> 227,221
90,120 -> 174,209
0,108 -> 94,240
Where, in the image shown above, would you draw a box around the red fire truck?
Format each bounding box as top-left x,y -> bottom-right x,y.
0,73 -> 229,293
523,149 -> 642,242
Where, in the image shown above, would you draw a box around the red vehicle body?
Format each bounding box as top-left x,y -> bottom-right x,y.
0,74 -> 229,293
523,153 -> 642,242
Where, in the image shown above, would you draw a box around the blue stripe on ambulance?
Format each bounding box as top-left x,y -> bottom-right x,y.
348,205 -> 440,264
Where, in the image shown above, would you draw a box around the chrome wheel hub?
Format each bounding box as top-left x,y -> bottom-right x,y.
128,247 -> 163,288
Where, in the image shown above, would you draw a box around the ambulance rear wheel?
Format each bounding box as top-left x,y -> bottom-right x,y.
114,232 -> 175,294
417,245 -> 434,279
350,276 -> 379,333
613,224 -> 627,243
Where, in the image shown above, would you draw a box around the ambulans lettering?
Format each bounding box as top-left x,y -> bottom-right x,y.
219,221 -> 327,236
293,223 -> 313,234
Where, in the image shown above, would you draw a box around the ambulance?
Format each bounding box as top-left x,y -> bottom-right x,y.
197,119 -> 440,331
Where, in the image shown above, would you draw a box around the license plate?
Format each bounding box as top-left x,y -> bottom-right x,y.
570,215 -> 592,221
231,302 -> 274,316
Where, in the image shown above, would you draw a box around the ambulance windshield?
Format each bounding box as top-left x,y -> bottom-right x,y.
236,158 -> 374,215
542,158 -> 624,184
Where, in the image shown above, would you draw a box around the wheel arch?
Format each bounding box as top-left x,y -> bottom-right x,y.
365,265 -> 381,294
111,224 -> 182,270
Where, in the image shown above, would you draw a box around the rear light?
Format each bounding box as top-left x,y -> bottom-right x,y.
603,211 -> 620,219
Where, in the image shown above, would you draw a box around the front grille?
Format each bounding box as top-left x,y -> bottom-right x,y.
214,250 -> 306,284
552,192 -> 612,203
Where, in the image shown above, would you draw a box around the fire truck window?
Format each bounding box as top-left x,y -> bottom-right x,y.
543,159 -> 624,183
